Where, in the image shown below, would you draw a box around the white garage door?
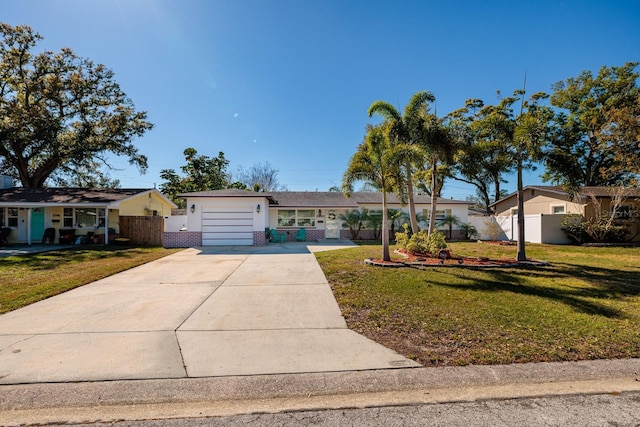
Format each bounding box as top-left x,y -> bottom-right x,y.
202,207 -> 254,245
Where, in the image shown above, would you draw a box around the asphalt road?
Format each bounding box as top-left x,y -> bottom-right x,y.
65,392 -> 640,427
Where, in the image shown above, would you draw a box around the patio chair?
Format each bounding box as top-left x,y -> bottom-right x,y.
270,228 -> 286,243
294,228 -> 307,241
0,227 -> 10,245
41,227 -> 56,244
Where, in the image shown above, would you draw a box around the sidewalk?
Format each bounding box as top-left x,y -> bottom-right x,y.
2,358 -> 639,425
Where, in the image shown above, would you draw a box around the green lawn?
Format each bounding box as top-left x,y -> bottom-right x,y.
315,242 -> 640,366
0,246 -> 181,314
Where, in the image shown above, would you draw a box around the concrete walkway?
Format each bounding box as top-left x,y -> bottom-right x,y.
0,241 -> 418,384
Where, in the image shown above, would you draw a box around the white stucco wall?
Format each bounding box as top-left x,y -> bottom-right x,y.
184,196 -> 268,232
469,214 -> 573,244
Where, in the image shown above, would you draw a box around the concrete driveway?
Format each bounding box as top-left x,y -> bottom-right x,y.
0,242 -> 418,384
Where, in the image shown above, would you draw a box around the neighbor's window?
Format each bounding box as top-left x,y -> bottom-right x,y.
551,205 -> 565,214
277,210 -> 295,227
75,208 -> 100,228
422,209 -> 451,221
7,207 -> 18,227
97,208 -> 106,227
63,208 -> 74,227
297,210 -> 316,227
0,207 -> 4,226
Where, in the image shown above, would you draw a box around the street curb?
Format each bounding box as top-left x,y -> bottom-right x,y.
1,359 -> 639,425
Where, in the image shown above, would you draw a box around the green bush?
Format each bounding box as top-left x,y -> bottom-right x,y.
394,223 -> 410,248
427,230 -> 448,255
406,230 -> 429,254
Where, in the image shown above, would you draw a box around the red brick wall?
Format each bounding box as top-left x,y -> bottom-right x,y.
162,232 -> 202,248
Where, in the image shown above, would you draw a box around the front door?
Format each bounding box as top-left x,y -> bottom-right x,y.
30,208 -> 45,242
325,210 -> 340,239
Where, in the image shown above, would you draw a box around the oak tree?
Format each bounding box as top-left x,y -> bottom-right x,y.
0,23 -> 152,187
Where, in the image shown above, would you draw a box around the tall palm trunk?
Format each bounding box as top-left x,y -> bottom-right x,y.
428,155 -> 439,236
516,155 -> 526,261
382,191 -> 390,261
405,165 -> 420,234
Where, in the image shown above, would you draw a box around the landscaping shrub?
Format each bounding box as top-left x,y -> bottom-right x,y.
406,230 -> 429,254
394,223 -> 410,248
427,230 -> 448,255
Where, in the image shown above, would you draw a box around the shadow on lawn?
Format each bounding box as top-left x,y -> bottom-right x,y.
2,247 -> 148,271
435,263 -> 639,319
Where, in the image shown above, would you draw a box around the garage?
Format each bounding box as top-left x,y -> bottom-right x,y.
202,207 -> 254,245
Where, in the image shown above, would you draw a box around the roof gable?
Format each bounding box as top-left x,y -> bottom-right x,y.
490,185 -> 640,207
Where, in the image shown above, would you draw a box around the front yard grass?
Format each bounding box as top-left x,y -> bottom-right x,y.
0,246 -> 181,314
315,242 -> 640,366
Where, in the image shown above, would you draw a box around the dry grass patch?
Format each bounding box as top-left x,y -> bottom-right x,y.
315,242 -> 640,366
0,246 -> 181,314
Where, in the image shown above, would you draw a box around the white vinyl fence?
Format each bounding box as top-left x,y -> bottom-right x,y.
468,214 -> 573,244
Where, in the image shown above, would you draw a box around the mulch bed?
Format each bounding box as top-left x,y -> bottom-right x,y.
365,249 -> 549,268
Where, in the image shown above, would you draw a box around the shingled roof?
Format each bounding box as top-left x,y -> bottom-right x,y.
0,188 -> 158,205
178,189 -> 471,207
490,185 -> 640,207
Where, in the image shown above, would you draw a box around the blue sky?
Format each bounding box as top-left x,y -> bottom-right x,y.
2,0 -> 639,199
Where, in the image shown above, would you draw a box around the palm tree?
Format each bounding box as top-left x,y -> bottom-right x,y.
368,91 -> 435,234
418,114 -> 458,236
437,214 -> 461,239
339,209 -> 365,240
342,123 -> 411,261
459,222 -> 479,240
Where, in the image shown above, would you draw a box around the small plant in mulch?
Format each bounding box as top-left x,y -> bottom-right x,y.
368,226 -> 542,268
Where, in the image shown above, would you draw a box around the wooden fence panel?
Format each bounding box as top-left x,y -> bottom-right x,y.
119,216 -> 164,246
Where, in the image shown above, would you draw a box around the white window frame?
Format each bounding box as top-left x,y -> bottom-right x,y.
551,204 -> 566,215
7,207 -> 18,228
277,209 -> 296,227
277,209 -> 317,227
297,209 -> 316,227
63,208 -> 74,228
423,208 -> 451,221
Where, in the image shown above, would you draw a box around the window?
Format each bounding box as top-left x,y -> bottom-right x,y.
297,210 -> 316,227
277,210 -> 295,227
7,208 -> 18,227
63,208 -> 74,227
76,208 -> 104,228
0,207 -> 4,226
277,209 -> 318,227
97,208 -> 106,227
422,209 -> 451,221
551,205 -> 565,214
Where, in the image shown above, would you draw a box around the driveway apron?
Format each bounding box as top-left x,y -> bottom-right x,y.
0,243 -> 418,384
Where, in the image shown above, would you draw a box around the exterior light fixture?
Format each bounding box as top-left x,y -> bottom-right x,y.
256,204 -> 261,213
190,204 -> 195,213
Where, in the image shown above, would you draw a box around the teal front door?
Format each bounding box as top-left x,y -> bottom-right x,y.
30,208 -> 45,242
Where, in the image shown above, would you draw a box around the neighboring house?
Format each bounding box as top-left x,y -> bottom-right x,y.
165,189 -> 471,247
483,186 -> 640,243
0,180 -> 176,245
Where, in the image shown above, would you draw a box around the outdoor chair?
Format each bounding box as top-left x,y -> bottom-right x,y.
294,228 -> 307,241
270,228 -> 286,243
0,227 -> 11,245
41,227 -> 55,244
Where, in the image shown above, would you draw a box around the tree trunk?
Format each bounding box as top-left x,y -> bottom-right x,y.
493,176 -> 502,204
405,166 -> 420,234
428,157 -> 439,236
516,156 -> 526,261
382,192 -> 390,262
